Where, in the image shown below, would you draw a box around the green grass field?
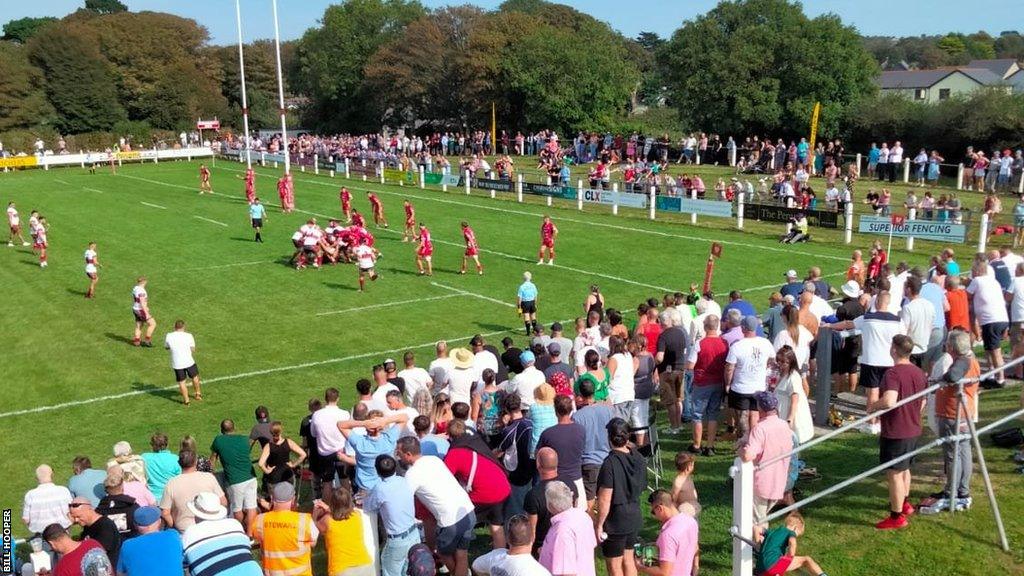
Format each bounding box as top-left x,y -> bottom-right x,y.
2,157 -> 1023,575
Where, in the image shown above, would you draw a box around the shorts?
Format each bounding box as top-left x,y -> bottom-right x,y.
227,477 -> 258,512
436,511 -> 475,555
629,399 -> 650,429
315,452 -> 351,484
659,370 -> 684,406
753,495 -> 777,524
86,272 -> 97,280
251,218 -> 263,228
465,247 -> 479,257
981,322 -> 1008,351
600,530 -> 638,558
406,218 -> 415,227
173,364 -> 199,382
474,501 -> 504,526
727,390 -> 757,411
359,266 -> 376,275
764,556 -> 794,576
582,464 -> 601,502
541,239 -> 554,249
613,401 -> 634,423
520,300 -> 536,314
691,385 -> 724,421
859,364 -> 889,389
417,248 -> 433,258
880,436 -> 918,471
292,239 -> 302,248
10,225 -> 20,234
133,310 -> 150,323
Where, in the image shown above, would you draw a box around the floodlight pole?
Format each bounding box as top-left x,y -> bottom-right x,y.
235,0 -> 252,169
271,0 -> 290,175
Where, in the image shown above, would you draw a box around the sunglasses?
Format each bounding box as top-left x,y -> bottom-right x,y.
69,503 -> 87,509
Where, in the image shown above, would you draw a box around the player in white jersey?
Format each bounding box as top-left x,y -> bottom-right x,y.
131,276 -> 156,347
84,242 -> 101,298
6,202 -> 29,247
298,219 -> 323,269
354,238 -> 380,292
289,229 -> 304,266
32,217 -> 48,268
28,211 -> 40,246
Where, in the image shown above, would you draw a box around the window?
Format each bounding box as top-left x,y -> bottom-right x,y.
914,89 -> 927,100
939,88 -> 951,100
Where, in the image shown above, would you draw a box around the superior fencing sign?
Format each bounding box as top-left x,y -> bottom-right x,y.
742,203 -> 839,229
858,215 -> 967,243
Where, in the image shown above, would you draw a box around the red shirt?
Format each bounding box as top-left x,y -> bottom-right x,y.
463,227 -> 477,248
880,363 -> 927,440
405,203 -> 414,219
340,189 -> 351,205
199,167 -> 210,178
351,212 -> 366,228
369,194 -> 382,209
692,336 -> 728,386
642,322 -> 662,355
419,228 -> 432,250
444,447 -> 511,505
56,538 -> 111,576
541,221 -> 556,242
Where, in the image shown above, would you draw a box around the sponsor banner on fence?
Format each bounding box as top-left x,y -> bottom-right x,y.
678,198 -> 733,218
656,196 -> 681,212
579,188 -> 649,209
438,173 -> 461,187
618,192 -> 648,209
475,178 -> 513,192
383,168 -> 415,185
858,215 -> 966,243
523,182 -> 576,199
0,156 -> 39,168
262,153 -> 288,164
339,161 -> 376,176
742,203 -> 839,229
115,151 -> 141,161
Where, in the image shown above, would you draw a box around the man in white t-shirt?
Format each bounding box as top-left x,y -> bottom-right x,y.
509,351 -> 545,412
397,351 -> 432,406
471,335 -> 500,384
429,340 -> 454,396
397,437 -> 476,576
724,316 -> 776,437
967,261 -> 1010,387
1009,262 -> 1024,380
165,320 -> 202,406
491,515 -> 551,576
885,264 -> 910,314
370,365 -> 399,413
309,387 -> 352,500
899,276 -> 935,366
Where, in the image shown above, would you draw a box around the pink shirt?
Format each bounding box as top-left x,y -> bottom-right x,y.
539,508 -> 597,576
742,414 -> 793,500
657,513 -> 699,576
122,480 -> 157,507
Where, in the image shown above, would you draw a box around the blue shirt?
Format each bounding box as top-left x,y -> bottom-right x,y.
68,468 -> 108,507
797,142 -> 809,158
919,283 -> 947,330
420,434 -> 449,458
779,282 -> 803,300
346,426 -> 400,491
117,529 -> 184,576
518,281 -> 538,302
723,299 -> 756,318
249,203 -> 265,219
946,260 -> 960,277
141,450 -> 181,502
868,147 -> 880,163
572,403 -> 613,466
363,475 -> 417,536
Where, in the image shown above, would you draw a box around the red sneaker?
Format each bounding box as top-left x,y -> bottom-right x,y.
902,502 -> 915,517
875,515 -> 908,530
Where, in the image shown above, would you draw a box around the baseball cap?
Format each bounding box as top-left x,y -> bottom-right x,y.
755,391 -> 779,412
133,506 -> 161,527
383,358 -> 396,367
784,269 -> 798,279
272,482 -> 295,502
520,350 -> 536,365
741,316 -> 760,332
547,342 -> 561,356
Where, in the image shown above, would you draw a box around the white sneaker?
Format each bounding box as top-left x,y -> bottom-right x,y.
22,241 -> 29,246
40,261 -> 47,268
956,497 -> 973,511
536,260 -> 544,265
547,260 -> 554,266
870,423 -> 881,435
919,498 -> 950,515
6,242 -> 12,247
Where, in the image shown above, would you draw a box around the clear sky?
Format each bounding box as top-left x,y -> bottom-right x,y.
5,0 -> 1021,45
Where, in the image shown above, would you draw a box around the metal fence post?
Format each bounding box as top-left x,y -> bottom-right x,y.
957,163 -> 964,190
516,174 -> 523,202
906,207 -> 916,251
856,153 -> 862,177
465,170 -> 471,195
419,166 -> 425,190
577,179 -> 584,210
844,202 -> 854,244
730,458 -> 755,576
649,186 -> 656,220
379,161 -> 384,184
314,155 -> 319,175
344,158 -> 350,178
978,213 -> 989,254
737,192 -> 745,229
902,158 -> 910,183
690,188 -> 698,224
729,146 -> 737,167
612,182 -> 619,216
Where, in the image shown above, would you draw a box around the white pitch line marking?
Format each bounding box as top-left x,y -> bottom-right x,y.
0,324 -> 534,420
83,187 -> 105,194
430,281 -> 516,308
221,165 -> 849,262
317,293 -> 463,316
55,179 -> 71,185
193,215 -> 228,227
139,201 -> 166,210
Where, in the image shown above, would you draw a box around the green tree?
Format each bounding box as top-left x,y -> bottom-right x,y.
290,0 -> 427,132
2,17 -> 58,43
28,26 -> 126,133
661,0 -> 877,137
937,34 -> 967,62
215,39 -> 290,129
0,43 -> 56,130
994,32 -> 1024,60
84,0 -> 128,14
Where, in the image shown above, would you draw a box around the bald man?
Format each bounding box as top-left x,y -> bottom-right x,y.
22,464 -> 72,535
69,496 -> 122,567
523,447 -> 579,556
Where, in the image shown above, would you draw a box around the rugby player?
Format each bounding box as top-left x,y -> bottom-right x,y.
131,276 -> 156,347
249,197 -> 266,243
297,218 -> 323,269
415,223 -> 433,276
351,209 -> 367,229
7,202 -> 29,247
199,164 -> 212,194
32,215 -> 48,268
538,215 -> 558,265
340,187 -> 352,222
402,200 -> 416,242
84,242 -> 100,298
368,192 -> 388,228
460,221 -> 483,275
239,166 -> 256,202
354,238 -> 380,292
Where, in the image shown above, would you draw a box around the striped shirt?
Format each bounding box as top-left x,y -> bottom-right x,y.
22,482 -> 72,533
182,518 -> 262,576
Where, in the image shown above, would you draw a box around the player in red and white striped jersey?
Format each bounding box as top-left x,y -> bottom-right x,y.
297,219 -> 323,269
198,164 -> 212,194
354,238 -> 380,292
32,216 -> 48,268
131,277 -> 156,347
460,221 -> 483,275
7,202 -> 29,247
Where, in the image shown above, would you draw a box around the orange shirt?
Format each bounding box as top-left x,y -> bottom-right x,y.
936,357 -> 980,420
945,289 -> 970,331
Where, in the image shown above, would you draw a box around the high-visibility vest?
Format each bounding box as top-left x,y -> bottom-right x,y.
253,510 -> 315,576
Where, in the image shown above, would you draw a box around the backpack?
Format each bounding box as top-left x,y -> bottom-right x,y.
502,421 -> 523,472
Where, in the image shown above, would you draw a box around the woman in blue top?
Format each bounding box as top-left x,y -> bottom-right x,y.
927,150 -> 944,185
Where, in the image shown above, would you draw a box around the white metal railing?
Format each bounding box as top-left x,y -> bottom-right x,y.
730,353 -> 1024,576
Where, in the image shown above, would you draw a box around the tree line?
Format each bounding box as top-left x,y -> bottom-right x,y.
1,0 -> 1021,156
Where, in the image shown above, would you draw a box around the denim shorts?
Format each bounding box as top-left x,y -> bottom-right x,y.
690,385 -> 724,421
